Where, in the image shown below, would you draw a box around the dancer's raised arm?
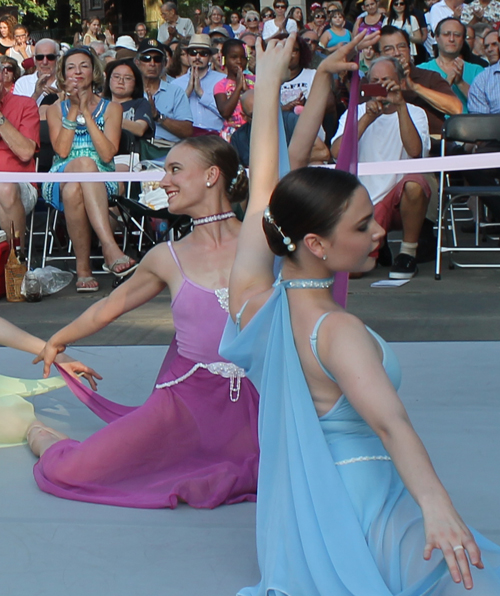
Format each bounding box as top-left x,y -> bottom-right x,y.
229,35 -> 296,318
288,31 -> 378,169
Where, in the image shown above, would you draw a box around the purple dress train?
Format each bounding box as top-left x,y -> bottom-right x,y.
33,242 -> 260,509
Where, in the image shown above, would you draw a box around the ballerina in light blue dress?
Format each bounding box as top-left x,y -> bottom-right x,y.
220,33 -> 500,595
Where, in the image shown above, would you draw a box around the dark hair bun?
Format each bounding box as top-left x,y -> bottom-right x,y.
263,167 -> 361,257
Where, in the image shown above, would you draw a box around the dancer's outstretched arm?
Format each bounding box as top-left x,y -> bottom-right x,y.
229,36 -> 297,319
34,244 -> 173,378
0,317 -> 101,389
288,31 -> 378,169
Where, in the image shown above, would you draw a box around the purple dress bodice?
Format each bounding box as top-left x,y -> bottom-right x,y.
168,241 -> 230,364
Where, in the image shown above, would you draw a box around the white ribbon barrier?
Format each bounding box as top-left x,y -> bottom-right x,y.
0,151 -> 499,183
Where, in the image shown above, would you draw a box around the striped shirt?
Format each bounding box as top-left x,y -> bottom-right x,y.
468,61 -> 500,114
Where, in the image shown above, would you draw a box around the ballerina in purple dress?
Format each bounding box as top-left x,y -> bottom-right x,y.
29,136 -> 260,509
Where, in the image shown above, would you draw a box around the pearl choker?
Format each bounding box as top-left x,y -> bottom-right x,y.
281,277 -> 335,289
192,211 -> 236,226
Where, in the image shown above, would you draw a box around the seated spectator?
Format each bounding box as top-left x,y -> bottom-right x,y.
0,64 -> 39,249
230,89 -> 330,167
167,41 -> 189,78
202,6 -> 235,38
460,0 -> 500,28
102,58 -> 154,179
429,0 -> 461,31
172,34 -> 225,134
280,35 -> 316,109
229,11 -> 246,38
240,32 -> 257,73
419,18 -> 483,111
383,0 -> 423,58
89,41 -> 107,58
114,36 -> 138,60
0,15 -> 15,55
0,56 -> 20,93
306,8 -> 328,37
42,47 -> 136,292
378,25 -> 462,134
332,57 -> 431,279
299,29 -> 326,68
209,31 -> 229,73
7,25 -> 33,73
263,0 -> 298,40
136,39 -> 192,150
483,28 -> 500,64
158,2 -> 195,44
470,22 -> 493,58
464,25 -> 490,66
243,11 -> 262,35
261,7 -> 276,23
466,46 -> 500,221
13,38 -> 59,107
289,6 -> 305,28
134,22 -> 148,45
320,8 -> 352,53
100,49 -> 116,66
214,39 -> 255,141
353,0 -> 385,36
359,42 -> 379,73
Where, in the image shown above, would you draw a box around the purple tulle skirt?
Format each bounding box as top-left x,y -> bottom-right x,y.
33,347 -> 260,509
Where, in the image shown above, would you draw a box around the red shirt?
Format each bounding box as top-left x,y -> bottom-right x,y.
0,92 -> 40,172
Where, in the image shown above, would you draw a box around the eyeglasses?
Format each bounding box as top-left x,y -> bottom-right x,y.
111,73 -> 135,83
187,49 -> 211,57
14,33 -> 26,38
35,53 -> 57,61
139,54 -> 164,63
2,65 -> 14,73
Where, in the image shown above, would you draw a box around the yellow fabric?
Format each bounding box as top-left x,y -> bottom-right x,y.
0,374 -> 66,448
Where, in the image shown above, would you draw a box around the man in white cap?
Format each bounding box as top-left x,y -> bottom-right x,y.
171,34 -> 226,134
114,35 -> 137,60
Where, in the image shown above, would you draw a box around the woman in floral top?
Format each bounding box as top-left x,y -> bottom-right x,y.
214,39 -> 255,141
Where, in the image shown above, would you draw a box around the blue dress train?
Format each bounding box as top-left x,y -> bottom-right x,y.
220,278 -> 500,596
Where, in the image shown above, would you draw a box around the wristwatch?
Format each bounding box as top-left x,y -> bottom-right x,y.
0,114 -> 5,126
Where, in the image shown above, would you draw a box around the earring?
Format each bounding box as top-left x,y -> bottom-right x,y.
206,182 -> 211,187
322,254 -> 327,261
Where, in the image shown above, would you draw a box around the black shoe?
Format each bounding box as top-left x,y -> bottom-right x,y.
377,240 -> 393,267
389,253 -> 418,279
416,218 -> 436,263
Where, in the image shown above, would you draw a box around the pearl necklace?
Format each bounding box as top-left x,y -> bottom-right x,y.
192,211 -> 236,226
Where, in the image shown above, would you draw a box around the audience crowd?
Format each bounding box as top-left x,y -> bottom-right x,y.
1,0 -> 500,287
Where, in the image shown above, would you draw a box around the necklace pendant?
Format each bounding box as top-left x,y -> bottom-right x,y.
76,114 -> 86,126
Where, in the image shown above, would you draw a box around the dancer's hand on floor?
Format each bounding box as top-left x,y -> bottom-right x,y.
423,499 -> 484,590
55,354 -> 102,391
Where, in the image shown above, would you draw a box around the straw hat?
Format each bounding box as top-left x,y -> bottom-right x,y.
187,34 -> 218,54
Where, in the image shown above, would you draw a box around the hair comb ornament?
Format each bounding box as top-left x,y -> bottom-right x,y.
264,206 -> 296,252
229,165 -> 245,191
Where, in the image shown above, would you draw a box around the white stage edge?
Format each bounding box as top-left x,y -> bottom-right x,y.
0,343 -> 499,596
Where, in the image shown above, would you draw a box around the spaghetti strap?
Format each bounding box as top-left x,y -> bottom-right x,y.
309,313 -> 337,383
167,241 -> 186,279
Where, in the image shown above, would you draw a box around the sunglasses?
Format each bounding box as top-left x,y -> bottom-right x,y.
264,12 -> 273,17
315,14 -> 326,18
247,18 -> 259,22
2,65 -> 14,73
139,54 -> 164,63
393,2 -> 405,5
275,4 -> 287,8
188,49 -> 211,57
35,53 -> 57,61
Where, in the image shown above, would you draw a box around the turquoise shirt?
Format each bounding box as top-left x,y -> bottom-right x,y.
419,59 -> 484,113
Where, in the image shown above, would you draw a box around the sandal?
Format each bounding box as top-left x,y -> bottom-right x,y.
76,276 -> 99,293
102,255 -> 138,278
